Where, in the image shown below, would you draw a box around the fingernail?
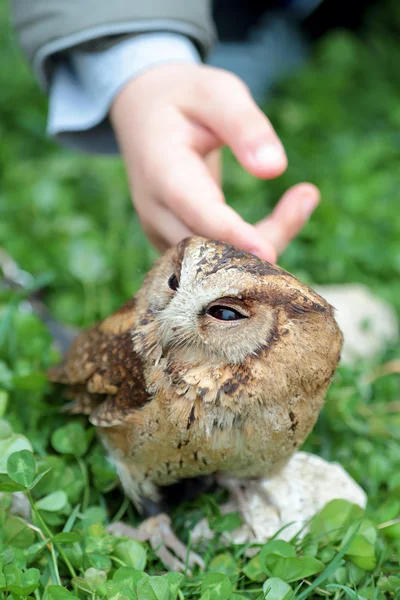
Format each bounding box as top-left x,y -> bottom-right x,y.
251,144 -> 286,169
302,195 -> 319,220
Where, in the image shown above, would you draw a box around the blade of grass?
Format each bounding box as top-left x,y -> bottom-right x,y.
296,522 -> 362,600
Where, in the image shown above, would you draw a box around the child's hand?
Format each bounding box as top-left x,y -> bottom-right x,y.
110,64 -> 319,262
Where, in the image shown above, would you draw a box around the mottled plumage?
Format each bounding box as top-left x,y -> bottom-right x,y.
49,237 -> 343,513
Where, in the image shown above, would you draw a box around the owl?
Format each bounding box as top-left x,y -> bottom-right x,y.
49,237 -> 343,571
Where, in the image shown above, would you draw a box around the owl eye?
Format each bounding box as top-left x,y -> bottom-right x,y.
207,305 -> 246,321
168,274 -> 179,291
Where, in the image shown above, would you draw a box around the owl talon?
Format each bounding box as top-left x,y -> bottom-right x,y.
217,475 -> 281,533
107,514 -> 205,572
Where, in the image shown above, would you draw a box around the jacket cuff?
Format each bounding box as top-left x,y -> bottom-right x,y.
10,0 -> 214,91
48,33 -> 200,155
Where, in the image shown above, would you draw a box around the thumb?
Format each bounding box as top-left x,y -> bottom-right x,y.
256,183 -> 320,254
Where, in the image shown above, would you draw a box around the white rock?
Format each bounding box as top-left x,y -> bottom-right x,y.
191,452 -> 367,545
1,491 -> 31,520
314,284 -> 398,366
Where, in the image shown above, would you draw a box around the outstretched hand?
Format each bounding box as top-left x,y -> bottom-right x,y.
110,64 -> 319,262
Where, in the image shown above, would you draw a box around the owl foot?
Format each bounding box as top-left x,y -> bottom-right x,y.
217,475 -> 281,534
107,514 -> 205,573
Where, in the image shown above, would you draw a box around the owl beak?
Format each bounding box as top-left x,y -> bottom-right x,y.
160,326 -> 179,356
161,331 -> 172,357
161,340 -> 169,357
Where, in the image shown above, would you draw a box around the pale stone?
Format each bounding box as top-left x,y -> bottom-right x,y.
1,491 -> 31,520
191,452 -> 367,545
314,284 -> 398,366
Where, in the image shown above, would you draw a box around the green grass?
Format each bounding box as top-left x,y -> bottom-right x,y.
1,1 -> 400,598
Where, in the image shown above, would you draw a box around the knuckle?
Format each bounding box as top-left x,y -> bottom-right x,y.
218,71 -> 250,95
236,110 -> 275,144
229,110 -> 266,142
195,69 -> 250,104
193,77 -> 217,105
230,113 -> 256,140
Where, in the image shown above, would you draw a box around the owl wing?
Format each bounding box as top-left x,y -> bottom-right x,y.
48,298 -> 150,427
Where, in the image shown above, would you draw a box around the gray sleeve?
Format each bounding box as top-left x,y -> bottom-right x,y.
9,0 -> 216,90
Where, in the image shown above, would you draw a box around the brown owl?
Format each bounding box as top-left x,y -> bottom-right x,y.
49,237 -> 343,570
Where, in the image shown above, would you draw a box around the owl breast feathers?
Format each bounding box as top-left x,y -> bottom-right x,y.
49,237 -> 343,509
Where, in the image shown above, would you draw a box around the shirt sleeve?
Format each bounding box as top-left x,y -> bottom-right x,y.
47,32 -> 201,154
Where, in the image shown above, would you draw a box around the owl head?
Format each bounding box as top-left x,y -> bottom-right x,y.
135,237 -> 342,367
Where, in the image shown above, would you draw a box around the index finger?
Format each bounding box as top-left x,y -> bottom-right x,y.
184,67 -> 287,179
157,148 -> 277,262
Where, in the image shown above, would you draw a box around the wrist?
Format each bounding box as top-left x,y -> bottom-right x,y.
48,33 -> 200,154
